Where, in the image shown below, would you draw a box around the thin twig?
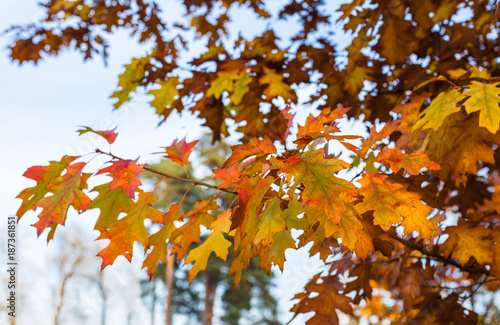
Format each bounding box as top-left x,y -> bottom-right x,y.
95,149 -> 238,196
390,234 -> 490,276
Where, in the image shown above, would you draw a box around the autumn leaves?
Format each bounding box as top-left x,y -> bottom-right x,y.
16,106 -> 445,288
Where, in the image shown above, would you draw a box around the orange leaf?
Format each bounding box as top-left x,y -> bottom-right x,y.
142,203 -> 183,277
232,175 -> 275,231
296,106 -> 351,142
97,159 -> 144,198
160,137 -> 198,166
98,190 -> 162,268
376,147 -> 440,175
280,149 -> 357,224
213,164 -> 240,188
77,126 -> 118,144
291,274 -> 353,325
17,155 -> 78,218
359,122 -> 398,158
440,223 -> 494,266
32,162 -> 91,237
356,173 -> 434,239
223,136 -> 276,167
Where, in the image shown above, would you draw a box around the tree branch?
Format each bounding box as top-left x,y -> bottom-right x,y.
95,149 -> 238,196
390,234 -> 490,276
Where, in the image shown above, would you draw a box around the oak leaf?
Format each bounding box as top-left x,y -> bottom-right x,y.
376,146 -> 440,175
223,136 -> 276,168
77,126 -> 118,144
32,162 -> 91,237
206,69 -> 240,99
356,173 -> 434,239
291,274 -> 353,325
148,77 -> 180,116
98,190 -> 162,268
269,230 -> 295,271
230,72 -> 252,105
213,164 -> 240,188
17,155 -> 78,218
412,88 -> 461,131
280,149 -> 357,224
253,197 -> 286,246
97,160 -> 144,198
170,198 -> 218,260
184,209 -> 232,282
110,55 -> 150,109
88,183 -> 131,233
160,137 -> 198,167
231,175 -> 275,231
142,203 -> 183,277
259,66 -> 296,102
440,223 -> 494,266
462,81 -> 500,134
359,122 -> 398,158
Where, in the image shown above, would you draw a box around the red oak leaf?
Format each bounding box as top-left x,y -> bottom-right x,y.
213,164 -> 241,188
159,137 -> 198,166
98,190 -> 162,268
77,126 -> 118,144
97,159 -> 144,198
17,155 -> 78,218
223,136 -> 276,168
32,162 -> 91,237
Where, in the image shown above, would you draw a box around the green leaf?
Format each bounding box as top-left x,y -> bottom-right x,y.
269,230 -> 295,271
88,183 -> 131,233
253,197 -> 285,245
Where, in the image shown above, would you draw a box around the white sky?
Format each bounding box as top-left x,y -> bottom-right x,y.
0,1 -> 357,324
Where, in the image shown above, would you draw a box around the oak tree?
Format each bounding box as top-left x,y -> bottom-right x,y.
9,0 -> 500,323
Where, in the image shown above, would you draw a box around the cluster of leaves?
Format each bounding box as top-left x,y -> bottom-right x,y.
140,157 -> 281,325
10,0 -> 500,323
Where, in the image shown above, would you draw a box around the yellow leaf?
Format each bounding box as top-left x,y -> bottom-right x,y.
412,88 -> 461,131
184,210 -> 232,282
253,197 -> 285,245
148,77 -> 180,115
441,224 -> 494,266
207,69 -> 240,99
356,173 -> 434,239
111,54 -> 151,109
231,72 -> 252,105
259,67 -> 297,102
344,66 -> 371,95
463,81 -> 500,134
269,230 -> 295,271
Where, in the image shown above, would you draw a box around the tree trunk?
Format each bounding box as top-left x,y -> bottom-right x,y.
202,271 -> 219,325
151,272 -> 156,325
165,245 -> 175,325
54,272 -> 71,325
